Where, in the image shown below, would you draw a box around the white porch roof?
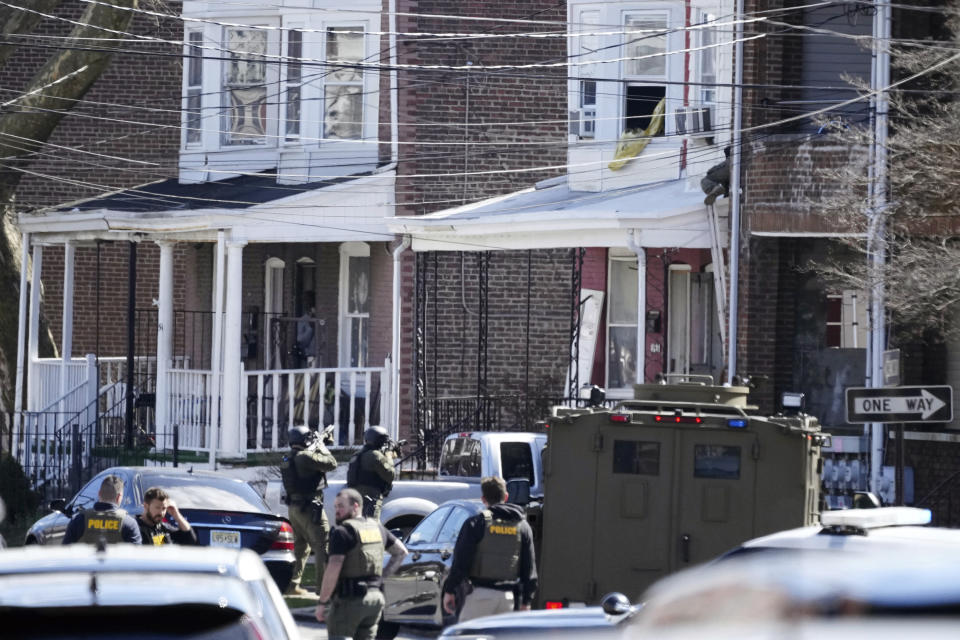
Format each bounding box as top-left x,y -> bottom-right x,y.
18,169 -> 397,244
388,177 -> 728,251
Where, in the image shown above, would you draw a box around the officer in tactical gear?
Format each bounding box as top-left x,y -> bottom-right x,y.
315,488 -> 407,640
281,425 -> 338,596
442,476 -> 537,623
346,426 -> 397,522
62,475 -> 142,545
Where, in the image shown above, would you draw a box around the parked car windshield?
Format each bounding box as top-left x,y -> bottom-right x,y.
141,474 -> 268,513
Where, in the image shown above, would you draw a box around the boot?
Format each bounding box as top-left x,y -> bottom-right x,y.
703,184 -> 727,205
285,584 -> 309,596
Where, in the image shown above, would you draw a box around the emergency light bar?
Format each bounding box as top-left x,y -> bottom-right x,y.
820,507 -> 932,529
727,419 -> 747,428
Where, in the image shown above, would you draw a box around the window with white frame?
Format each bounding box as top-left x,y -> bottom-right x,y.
572,9 -> 600,139
606,251 -> 639,390
339,243 -> 370,368
324,26 -> 365,140
179,8 -> 379,169
264,257 -> 286,316
222,25 -> 274,146
284,29 -> 304,142
623,11 -> 669,135
184,31 -> 203,145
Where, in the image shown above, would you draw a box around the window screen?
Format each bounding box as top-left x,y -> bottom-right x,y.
613,440 -> 660,475
694,445 -> 741,479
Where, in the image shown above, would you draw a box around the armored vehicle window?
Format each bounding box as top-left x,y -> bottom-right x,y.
694,444 -> 741,479
501,442 -> 535,483
613,440 -> 660,475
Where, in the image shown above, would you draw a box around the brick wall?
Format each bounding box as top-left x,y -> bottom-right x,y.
3,1 -> 183,210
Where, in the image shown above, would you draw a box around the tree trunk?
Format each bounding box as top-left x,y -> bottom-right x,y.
0,0 -> 138,415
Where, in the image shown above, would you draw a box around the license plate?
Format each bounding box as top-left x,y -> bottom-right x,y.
210,529 -> 241,548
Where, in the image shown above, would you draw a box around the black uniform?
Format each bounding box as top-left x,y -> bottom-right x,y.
62,501 -> 142,545
443,502 -> 537,618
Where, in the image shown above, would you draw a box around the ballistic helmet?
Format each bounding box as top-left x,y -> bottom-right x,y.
364,426 -> 389,448
289,426 -> 312,447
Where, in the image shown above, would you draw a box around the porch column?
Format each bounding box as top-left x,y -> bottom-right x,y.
220,239 -> 247,458
27,244 -> 42,411
155,241 -> 174,450
628,230 -> 646,384
208,232 -> 225,463
59,241 -> 75,406
13,232 -> 30,449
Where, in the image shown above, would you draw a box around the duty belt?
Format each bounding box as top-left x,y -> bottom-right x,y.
470,577 -> 519,591
336,577 -> 382,599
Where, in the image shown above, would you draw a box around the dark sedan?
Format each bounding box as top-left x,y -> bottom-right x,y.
25,466 -> 295,591
379,499 -> 484,638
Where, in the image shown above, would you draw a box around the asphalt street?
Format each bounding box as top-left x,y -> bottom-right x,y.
293,608 -> 439,640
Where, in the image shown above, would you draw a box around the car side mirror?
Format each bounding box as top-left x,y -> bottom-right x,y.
50,499 -> 68,514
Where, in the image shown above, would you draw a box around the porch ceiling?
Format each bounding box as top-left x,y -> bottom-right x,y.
18,169 -> 397,244
388,177 -> 728,251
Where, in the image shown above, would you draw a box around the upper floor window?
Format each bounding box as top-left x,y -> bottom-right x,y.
567,2 -> 726,144
324,27 -> 365,140
623,12 -> 669,136
223,26 -> 272,146
180,10 -> 378,161
184,31 -> 203,145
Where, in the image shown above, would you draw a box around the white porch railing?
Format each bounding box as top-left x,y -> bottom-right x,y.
30,355 -> 192,413
243,364 -> 388,452
161,363 -> 390,455
167,368 -> 217,451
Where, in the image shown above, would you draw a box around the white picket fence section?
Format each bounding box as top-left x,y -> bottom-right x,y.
166,368 -> 217,451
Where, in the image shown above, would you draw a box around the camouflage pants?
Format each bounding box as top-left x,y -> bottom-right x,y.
289,502 -> 329,590
326,589 -> 385,640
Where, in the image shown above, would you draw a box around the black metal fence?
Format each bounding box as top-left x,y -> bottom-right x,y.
916,470 -> 960,528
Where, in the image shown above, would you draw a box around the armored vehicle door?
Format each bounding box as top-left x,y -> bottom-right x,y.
673,428 -> 757,568
591,424 -> 676,600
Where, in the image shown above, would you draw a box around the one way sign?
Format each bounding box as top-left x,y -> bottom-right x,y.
846,386 -> 953,424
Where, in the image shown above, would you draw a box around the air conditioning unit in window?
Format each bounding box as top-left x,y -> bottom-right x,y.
568,108 -> 596,138
674,105 -> 713,141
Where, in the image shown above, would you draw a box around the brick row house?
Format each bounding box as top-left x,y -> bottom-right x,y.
7,0 -> 958,510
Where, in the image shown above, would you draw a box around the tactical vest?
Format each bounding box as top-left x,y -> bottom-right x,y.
469,510 -> 522,583
280,449 -> 326,505
347,447 -> 390,494
339,518 -> 385,579
78,506 -> 127,544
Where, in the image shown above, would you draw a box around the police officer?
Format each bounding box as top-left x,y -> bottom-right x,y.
281,425 -> 338,596
315,488 -> 407,640
137,486 -> 197,546
62,475 -> 142,544
346,426 -> 396,521
442,476 -> 537,623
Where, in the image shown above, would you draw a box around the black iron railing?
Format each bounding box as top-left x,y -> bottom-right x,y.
915,469 -> 960,528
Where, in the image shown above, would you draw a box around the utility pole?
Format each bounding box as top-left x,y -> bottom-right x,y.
868,0 -> 892,495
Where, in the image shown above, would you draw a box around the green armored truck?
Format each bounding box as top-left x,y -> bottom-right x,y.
538,380 -> 827,607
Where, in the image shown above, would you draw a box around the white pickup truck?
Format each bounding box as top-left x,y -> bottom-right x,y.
267,431 -> 547,533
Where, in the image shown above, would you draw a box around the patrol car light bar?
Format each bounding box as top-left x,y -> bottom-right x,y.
727,419 -> 748,428
820,506 -> 932,529
610,414 -> 631,423
545,601 -> 565,609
